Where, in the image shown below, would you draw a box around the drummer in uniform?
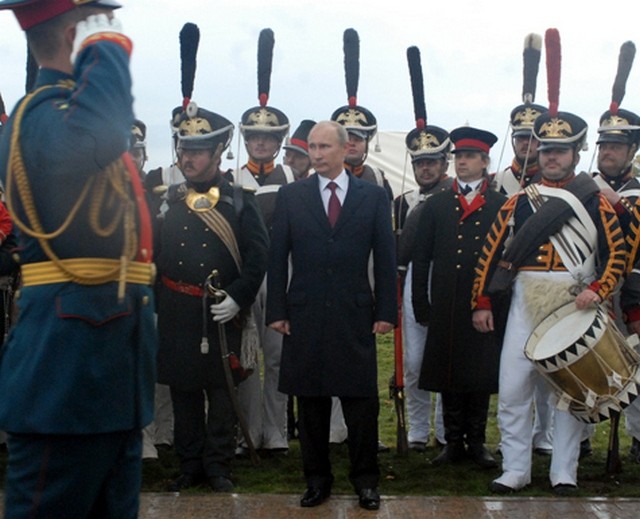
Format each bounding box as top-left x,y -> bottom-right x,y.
472,108 -> 627,495
0,1 -> 157,516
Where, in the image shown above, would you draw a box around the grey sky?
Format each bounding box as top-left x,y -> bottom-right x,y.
1,0 -> 639,178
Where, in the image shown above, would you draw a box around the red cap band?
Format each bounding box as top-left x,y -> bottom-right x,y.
289,137 -> 308,152
454,138 -> 490,154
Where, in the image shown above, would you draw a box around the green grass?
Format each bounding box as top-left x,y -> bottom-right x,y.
4,333 -> 640,496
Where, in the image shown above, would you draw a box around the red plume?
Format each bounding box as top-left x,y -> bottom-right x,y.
545,28 -> 561,117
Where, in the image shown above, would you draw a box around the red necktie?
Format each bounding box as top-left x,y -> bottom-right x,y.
327,181 -> 341,227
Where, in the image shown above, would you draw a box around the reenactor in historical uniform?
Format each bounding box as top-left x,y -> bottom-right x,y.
330,28 -> 393,201
472,29 -> 627,495
494,33 -> 554,458
283,119 -> 316,180
393,46 -> 451,453
235,28 -> 293,457
590,41 -> 640,463
0,1 -> 157,516
155,98 -> 269,492
412,126 -> 506,469
493,34 -> 547,195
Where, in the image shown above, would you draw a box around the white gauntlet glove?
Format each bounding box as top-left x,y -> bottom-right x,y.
71,14 -> 126,65
210,291 -> 240,324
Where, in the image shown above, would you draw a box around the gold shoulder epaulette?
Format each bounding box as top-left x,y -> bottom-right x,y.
153,185 -> 169,195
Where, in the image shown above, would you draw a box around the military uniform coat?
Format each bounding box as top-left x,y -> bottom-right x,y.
155,178 -> 269,391
0,39 -> 156,434
266,172 -> 397,397
412,180 -> 506,393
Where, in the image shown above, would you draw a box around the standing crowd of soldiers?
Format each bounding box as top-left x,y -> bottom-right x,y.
2,1 -> 640,516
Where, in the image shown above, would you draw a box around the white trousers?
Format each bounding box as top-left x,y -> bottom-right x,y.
402,264 -> 445,444
495,272 -> 583,489
142,383 -> 174,459
238,276 -> 289,450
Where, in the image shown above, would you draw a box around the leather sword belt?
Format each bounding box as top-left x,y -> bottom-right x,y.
21,258 -> 156,287
161,275 -> 205,297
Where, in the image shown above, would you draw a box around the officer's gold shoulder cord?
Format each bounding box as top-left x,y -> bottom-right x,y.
5,82 -> 137,285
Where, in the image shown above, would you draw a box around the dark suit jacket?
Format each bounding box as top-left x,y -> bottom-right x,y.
266,171 -> 397,397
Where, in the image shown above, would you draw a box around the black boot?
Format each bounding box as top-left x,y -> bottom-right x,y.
432,392 -> 466,465
464,392 -> 497,469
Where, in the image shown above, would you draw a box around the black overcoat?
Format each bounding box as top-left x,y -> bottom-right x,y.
411,181 -> 506,393
266,172 -> 397,397
155,177 -> 269,391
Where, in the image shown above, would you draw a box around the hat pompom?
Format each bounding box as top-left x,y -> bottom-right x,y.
610,41 -> 635,115
545,28 -> 561,117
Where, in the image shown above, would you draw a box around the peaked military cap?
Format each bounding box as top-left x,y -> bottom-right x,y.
450,127 -> 497,154
0,0 -> 121,30
175,103 -> 234,152
283,119 -> 316,156
533,111 -> 588,151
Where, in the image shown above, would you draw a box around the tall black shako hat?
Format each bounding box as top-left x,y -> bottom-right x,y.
597,41 -> 640,147
0,0 -> 121,30
533,29 -> 588,151
172,23 -> 234,153
240,28 -> 289,142
405,46 -> 450,162
510,33 -> 547,137
283,119 -> 316,156
331,28 -> 377,141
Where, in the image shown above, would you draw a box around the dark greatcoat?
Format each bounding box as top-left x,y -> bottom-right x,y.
411,179 -> 506,393
266,172 -> 397,397
155,177 -> 269,392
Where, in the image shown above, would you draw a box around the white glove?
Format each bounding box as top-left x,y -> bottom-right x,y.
210,291 -> 240,323
71,14 -> 125,65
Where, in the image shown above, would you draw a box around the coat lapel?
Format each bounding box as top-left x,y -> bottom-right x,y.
333,173 -> 367,233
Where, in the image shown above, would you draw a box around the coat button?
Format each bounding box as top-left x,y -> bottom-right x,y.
456,264 -> 462,269
457,249 -> 463,254
142,295 -> 150,306
458,235 -> 463,240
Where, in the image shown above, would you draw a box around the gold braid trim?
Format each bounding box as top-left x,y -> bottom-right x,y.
5,83 -> 138,291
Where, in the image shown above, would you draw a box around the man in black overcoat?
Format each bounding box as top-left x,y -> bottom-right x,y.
266,121 -> 396,510
155,102 -> 269,493
412,127 -> 506,468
